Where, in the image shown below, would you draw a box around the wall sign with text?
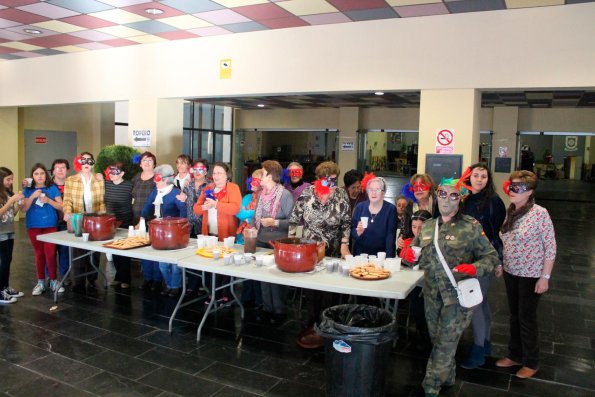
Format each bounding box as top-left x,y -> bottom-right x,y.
132,129 -> 151,147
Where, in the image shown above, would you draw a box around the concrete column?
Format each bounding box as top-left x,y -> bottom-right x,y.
0,107 -> 20,181
492,106 -> 519,205
128,98 -> 184,166
337,107 -> 359,176
418,89 -> 480,175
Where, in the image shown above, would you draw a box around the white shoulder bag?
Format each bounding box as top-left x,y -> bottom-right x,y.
434,221 -> 483,309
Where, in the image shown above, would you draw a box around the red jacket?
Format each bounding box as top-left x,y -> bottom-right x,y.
194,182 -> 241,240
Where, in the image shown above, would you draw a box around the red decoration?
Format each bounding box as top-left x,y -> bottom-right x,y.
73,155 -> 82,172
502,179 -> 511,195
103,166 -> 111,180
314,178 -> 330,198
360,172 -> 376,191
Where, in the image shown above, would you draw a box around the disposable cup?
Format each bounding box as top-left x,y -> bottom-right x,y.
82,233 -> 90,242
360,216 -> 369,228
411,246 -> 422,260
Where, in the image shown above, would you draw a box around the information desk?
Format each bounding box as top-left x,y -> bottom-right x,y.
37,231 -> 424,342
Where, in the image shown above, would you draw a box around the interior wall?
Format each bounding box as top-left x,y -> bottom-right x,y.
20,103 -> 115,160
1,4 -> 594,107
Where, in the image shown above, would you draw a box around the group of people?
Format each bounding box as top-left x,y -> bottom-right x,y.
0,153 -> 556,397
398,165 -> 556,397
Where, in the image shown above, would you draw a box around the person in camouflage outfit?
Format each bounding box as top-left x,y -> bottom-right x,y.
404,177 -> 500,397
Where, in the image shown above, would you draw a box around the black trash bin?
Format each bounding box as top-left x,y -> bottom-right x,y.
316,304 -> 396,397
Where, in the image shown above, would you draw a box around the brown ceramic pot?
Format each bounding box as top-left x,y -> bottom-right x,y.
149,217 -> 190,250
83,213 -> 121,241
269,238 -> 324,273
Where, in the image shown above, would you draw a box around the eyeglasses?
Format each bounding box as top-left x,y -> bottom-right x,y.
437,189 -> 460,201
108,167 -> 122,175
509,182 -> 530,194
79,157 -> 95,166
141,158 -> 154,164
366,188 -> 383,194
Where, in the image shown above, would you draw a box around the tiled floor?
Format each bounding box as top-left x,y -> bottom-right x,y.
1,179 -> 593,397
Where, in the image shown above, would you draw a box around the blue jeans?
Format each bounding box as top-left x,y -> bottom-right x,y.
142,260 -> 162,281
159,262 -> 181,289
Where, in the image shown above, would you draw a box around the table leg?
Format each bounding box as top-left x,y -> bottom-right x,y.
229,277 -> 244,320
197,273 -> 217,342
88,251 -> 108,289
54,246 -> 74,303
169,267 -> 187,333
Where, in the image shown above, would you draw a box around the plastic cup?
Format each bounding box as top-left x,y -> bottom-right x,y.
212,249 -> 220,260
233,254 -> 243,265
196,237 -> 205,249
255,256 -> 264,266
82,233 -> 90,242
25,178 -> 33,187
360,216 -> 369,228
223,254 -> 231,265
128,226 -> 135,237
411,246 -> 422,260
377,252 -> 386,260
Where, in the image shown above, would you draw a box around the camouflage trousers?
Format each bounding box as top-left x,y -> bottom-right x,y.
422,291 -> 472,394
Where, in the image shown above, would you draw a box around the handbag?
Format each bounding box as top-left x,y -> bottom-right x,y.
433,221 -> 483,308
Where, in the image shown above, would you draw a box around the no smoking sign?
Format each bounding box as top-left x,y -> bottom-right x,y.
436,129 -> 454,154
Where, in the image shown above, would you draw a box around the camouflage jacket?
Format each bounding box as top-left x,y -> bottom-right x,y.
411,212 -> 501,306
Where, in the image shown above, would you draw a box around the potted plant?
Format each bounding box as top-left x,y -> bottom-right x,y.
94,145 -> 141,180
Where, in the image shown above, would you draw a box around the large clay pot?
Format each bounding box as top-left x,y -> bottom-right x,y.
269,238 -> 325,273
149,217 -> 190,250
83,213 -> 121,241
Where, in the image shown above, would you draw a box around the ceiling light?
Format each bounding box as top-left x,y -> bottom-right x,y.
24,29 -> 42,35
375,91 -> 384,96
257,104 -> 265,108
145,8 -> 164,15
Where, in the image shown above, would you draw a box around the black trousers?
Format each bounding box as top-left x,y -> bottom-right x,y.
113,255 -> 131,284
72,248 -> 99,286
0,238 -> 14,290
503,271 -> 541,369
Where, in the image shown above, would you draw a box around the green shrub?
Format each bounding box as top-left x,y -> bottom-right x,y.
94,145 -> 141,181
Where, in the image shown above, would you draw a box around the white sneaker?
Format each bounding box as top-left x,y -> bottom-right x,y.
32,283 -> 46,296
0,290 -> 17,304
4,287 -> 24,298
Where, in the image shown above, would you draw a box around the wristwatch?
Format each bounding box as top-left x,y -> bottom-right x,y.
541,274 -> 551,280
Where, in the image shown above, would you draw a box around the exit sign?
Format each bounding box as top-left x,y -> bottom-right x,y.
35,136 -> 47,144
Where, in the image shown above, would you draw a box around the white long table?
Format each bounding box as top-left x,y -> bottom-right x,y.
37,231 -> 424,341
37,230 -> 200,302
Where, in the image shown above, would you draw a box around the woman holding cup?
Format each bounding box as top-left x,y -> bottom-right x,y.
23,163 -> 63,295
351,177 -> 397,258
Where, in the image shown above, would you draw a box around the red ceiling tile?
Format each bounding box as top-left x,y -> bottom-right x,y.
60,15 -> 116,29
155,30 -> 198,40
0,45 -> 18,54
122,2 -> 185,20
0,0 -> 37,6
260,16 -> 309,29
327,0 -> 388,12
101,38 -> 139,47
22,33 -> 90,48
0,8 -> 49,24
232,3 -> 293,21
